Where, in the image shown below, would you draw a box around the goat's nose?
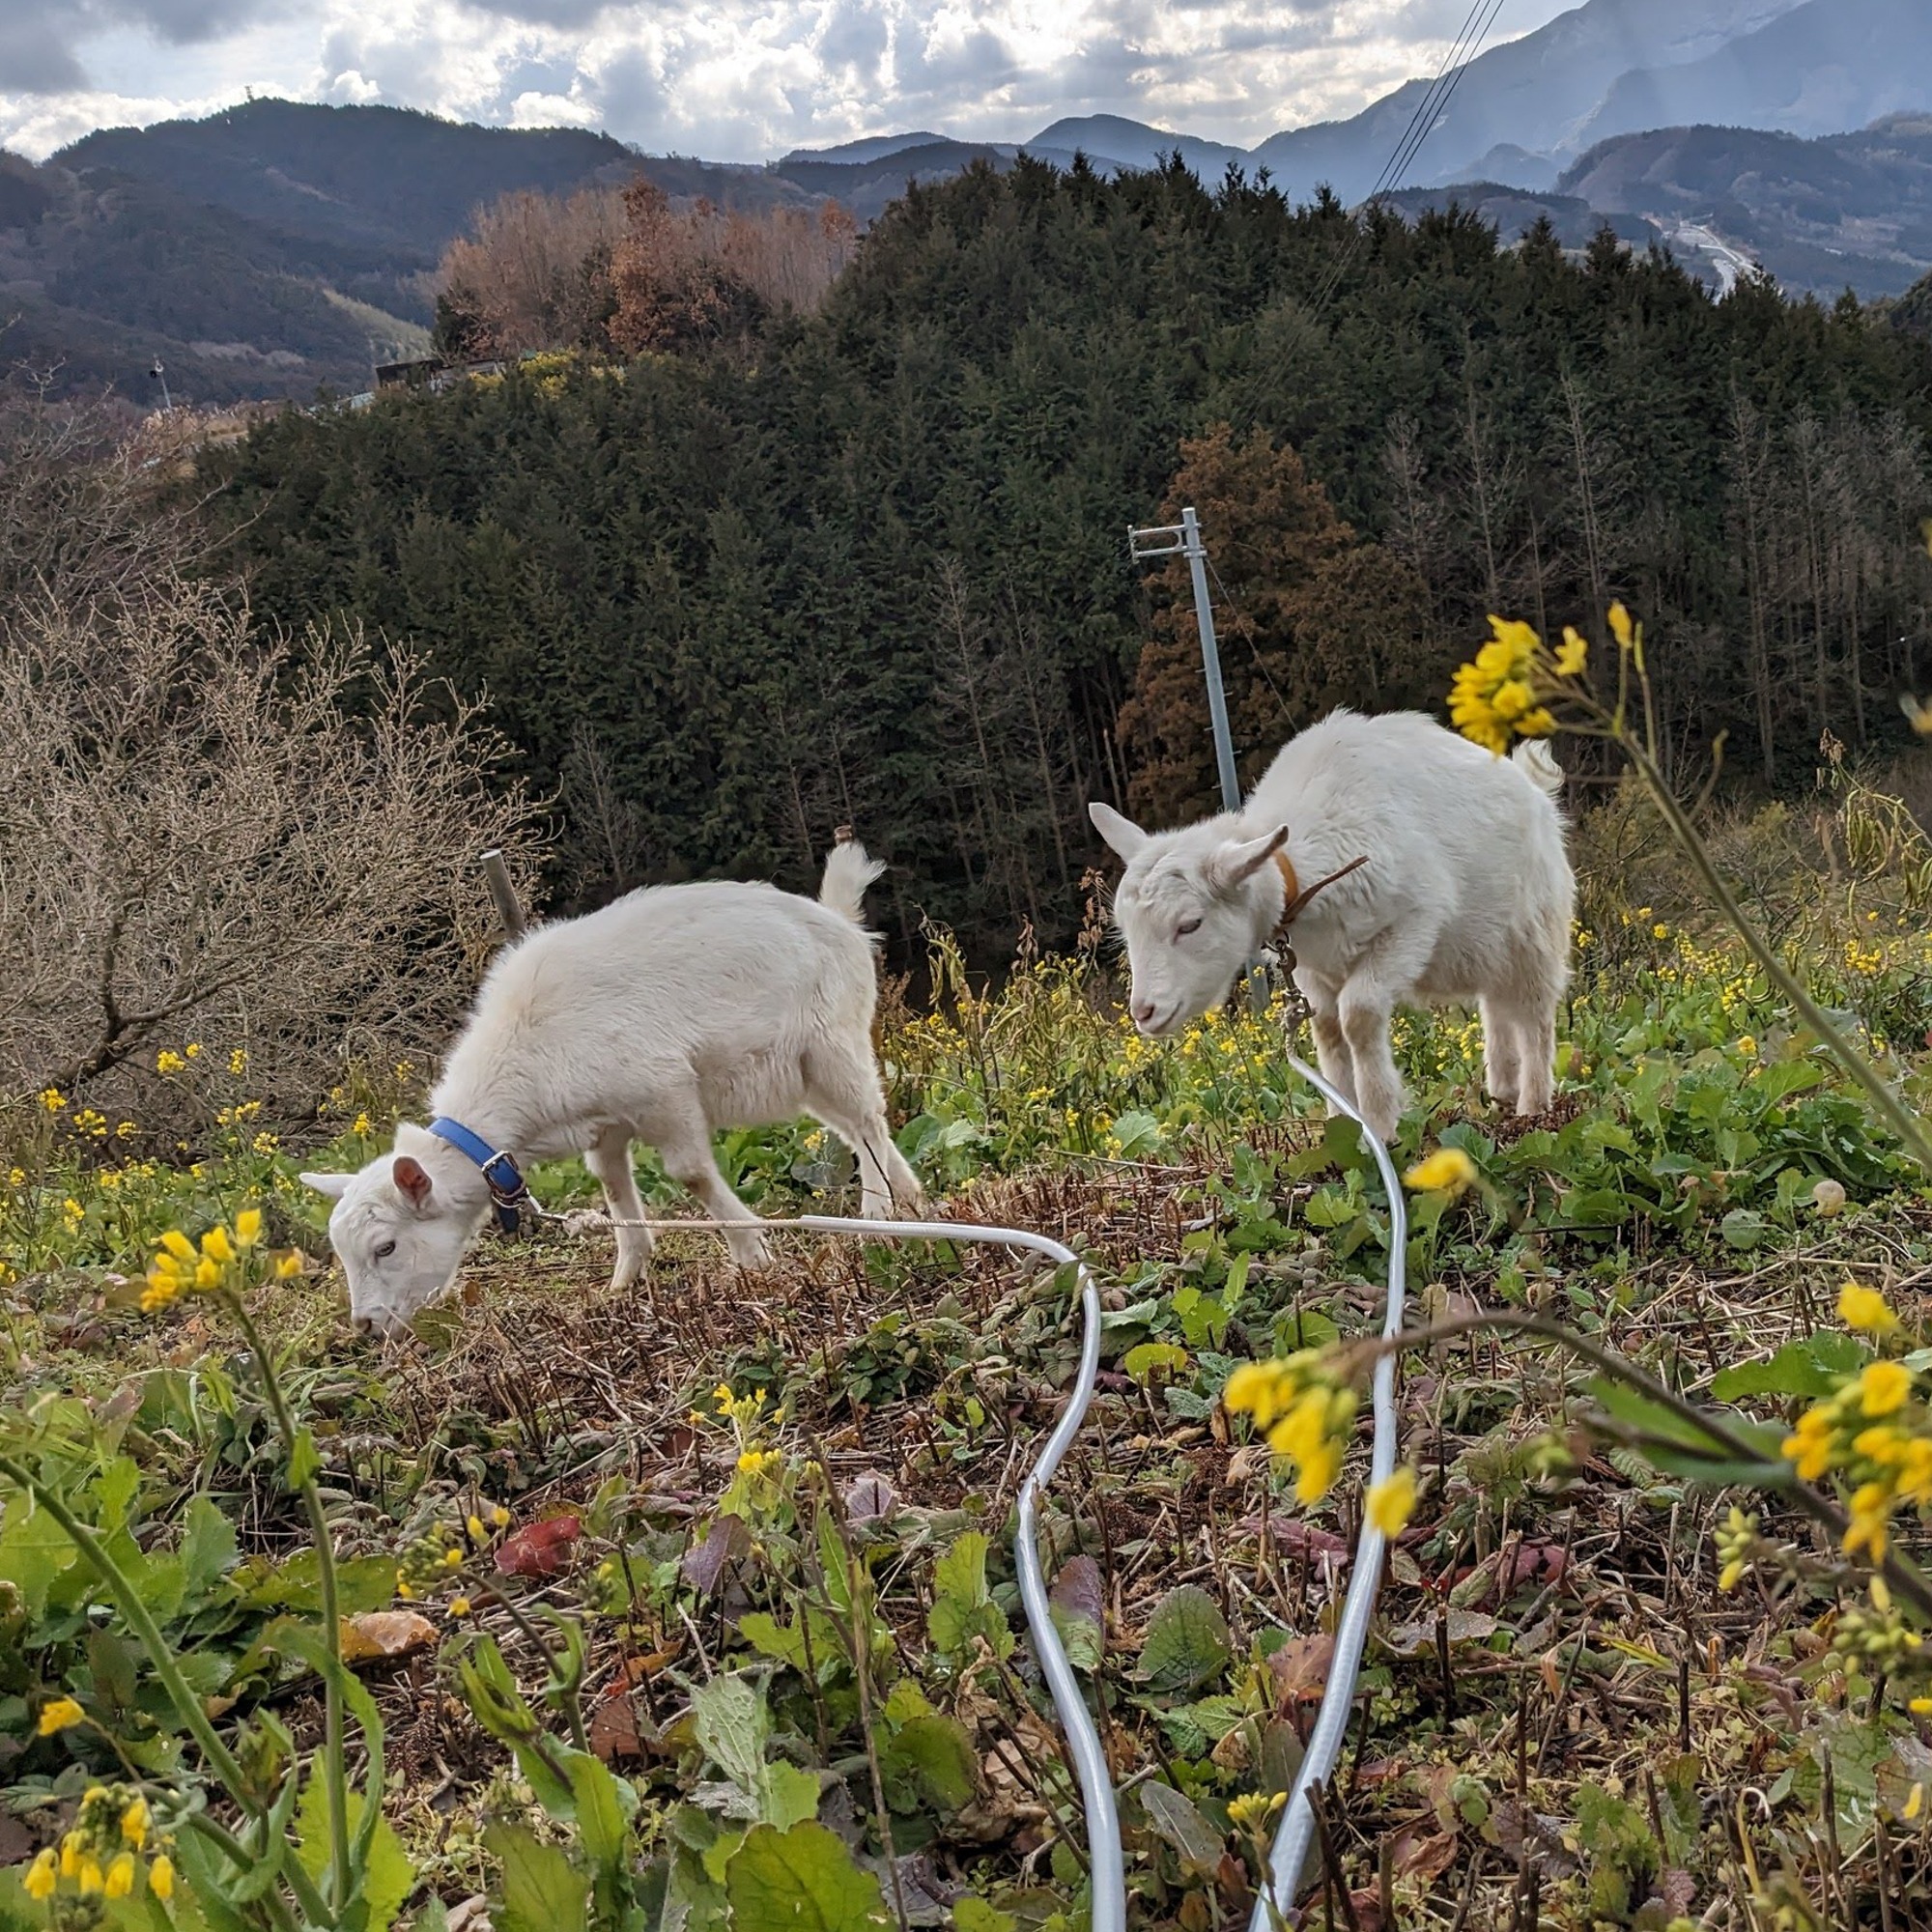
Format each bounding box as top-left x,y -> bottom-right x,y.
352,1314 -> 375,1339
1131,998 -> 1156,1026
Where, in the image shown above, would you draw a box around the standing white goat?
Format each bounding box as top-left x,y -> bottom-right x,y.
302,841 -> 923,1337
1090,709 -> 1574,1142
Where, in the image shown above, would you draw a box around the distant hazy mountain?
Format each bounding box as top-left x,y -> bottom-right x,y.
1572,0 -> 1932,149
1027,115 -> 1247,178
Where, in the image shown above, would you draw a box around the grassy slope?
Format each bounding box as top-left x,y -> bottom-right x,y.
6,907 -> 1932,1926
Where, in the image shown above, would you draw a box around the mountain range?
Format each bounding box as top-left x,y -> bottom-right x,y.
1,0 -> 1927,406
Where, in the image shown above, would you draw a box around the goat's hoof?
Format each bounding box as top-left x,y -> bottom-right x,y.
732,1239 -> 775,1271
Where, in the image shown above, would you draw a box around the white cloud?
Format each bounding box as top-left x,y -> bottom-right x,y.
0,0 -> 1579,162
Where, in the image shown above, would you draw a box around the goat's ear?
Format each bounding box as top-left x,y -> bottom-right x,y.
1089,800 -> 1149,862
1208,824 -> 1290,894
392,1155 -> 435,1210
300,1171 -> 353,1202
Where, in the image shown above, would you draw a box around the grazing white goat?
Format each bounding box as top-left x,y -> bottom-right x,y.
302,841 -> 923,1337
1089,709 -> 1574,1142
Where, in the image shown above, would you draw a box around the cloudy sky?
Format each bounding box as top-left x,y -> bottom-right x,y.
0,0 -> 1577,163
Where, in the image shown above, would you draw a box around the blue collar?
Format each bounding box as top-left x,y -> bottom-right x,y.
426,1117 -> 528,1234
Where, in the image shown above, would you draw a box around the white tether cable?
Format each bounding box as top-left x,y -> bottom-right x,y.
1247,1055 -> 1408,1928
530,1050 -> 1404,1932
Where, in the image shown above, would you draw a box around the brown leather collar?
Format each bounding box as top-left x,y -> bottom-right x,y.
1267,848 -> 1369,953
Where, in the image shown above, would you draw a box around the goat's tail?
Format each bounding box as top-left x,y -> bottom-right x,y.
1512,738 -> 1564,799
819,834 -> 886,925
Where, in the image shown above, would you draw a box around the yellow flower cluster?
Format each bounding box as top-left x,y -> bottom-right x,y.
142,1208 -> 289,1311
1781,1293 -> 1927,1562
1404,1147 -> 1477,1196
1223,1353 -> 1358,1504
1448,617 -> 1556,755
23,1781 -> 175,1905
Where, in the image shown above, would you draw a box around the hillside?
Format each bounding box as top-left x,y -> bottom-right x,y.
1561,115 -> 1932,297
4,99 -> 825,406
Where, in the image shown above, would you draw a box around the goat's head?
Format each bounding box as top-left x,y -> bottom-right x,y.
301,1128 -> 483,1338
1089,801 -> 1289,1035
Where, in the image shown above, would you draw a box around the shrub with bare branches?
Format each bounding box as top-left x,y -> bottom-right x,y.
0,579 -> 543,1123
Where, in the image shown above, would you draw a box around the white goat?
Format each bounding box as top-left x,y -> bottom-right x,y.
302,841 -> 923,1337
1089,709 -> 1574,1142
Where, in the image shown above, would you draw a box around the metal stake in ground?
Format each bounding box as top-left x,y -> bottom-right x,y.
1127,506 -> 1265,1010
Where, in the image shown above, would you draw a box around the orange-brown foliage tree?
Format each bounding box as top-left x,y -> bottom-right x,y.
1117,424 -> 1441,825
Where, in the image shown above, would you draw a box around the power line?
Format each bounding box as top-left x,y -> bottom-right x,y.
1306,0 -> 1512,320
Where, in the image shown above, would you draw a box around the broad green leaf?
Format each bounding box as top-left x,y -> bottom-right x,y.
1587,1378 -> 1735,1455
724,1823 -> 888,1932
484,1825 -> 585,1932
294,1777 -> 414,1932
879,1715 -> 977,1814
1719,1208 -> 1765,1252
1122,1342 -> 1188,1384
765,1761 -> 822,1832
1711,1333 -> 1867,1404
0,1495 -> 72,1618
1138,1584 -> 1232,1693
1107,1111 -> 1163,1157
692,1672 -> 771,1801
931,1532 -> 989,1608
182,1495 -> 239,1597
564,1750 -> 630,1870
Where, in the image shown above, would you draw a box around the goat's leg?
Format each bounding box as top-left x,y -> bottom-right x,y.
584,1131 -> 654,1290
1478,996 -> 1521,1112
804,1049 -> 923,1218
653,1115 -> 772,1268
1336,936 -> 1438,1142
1296,970 -> 1356,1111
1509,993 -> 1559,1117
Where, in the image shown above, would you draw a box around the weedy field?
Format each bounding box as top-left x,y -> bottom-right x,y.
9,788 -> 1932,1932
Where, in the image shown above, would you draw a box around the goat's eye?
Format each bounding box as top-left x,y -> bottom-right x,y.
373,1239 -> 397,1262
1176,918 -> 1203,938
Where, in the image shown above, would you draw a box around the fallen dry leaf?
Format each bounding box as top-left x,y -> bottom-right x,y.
1268,1633 -> 1335,1708
338,1610 -> 439,1662
495,1515 -> 582,1577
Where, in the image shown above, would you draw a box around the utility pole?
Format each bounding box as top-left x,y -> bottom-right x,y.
1128,507 -> 1267,1010
1127,506 -> 1241,813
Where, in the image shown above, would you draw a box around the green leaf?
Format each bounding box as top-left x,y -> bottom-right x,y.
1122,1342 -> 1189,1384
485,1824 -> 586,1932
931,1531 -> 990,1607
1711,1332 -> 1867,1404
1137,1584 -> 1232,1693
692,1672 -> 772,1801
928,1532 -> 1012,1663
564,1750 -> 630,1870
0,1494 -> 72,1618
724,1823 -> 888,1932
879,1715 -> 978,1814
287,1429 -> 321,1491
1719,1208 -> 1766,1252
181,1495 -> 239,1597
764,1761 -> 822,1833
1587,1378 -> 1735,1455
1138,1781 -> 1225,1873
952,1900 -> 1017,1932
1106,1111 -> 1163,1157
294,1777 -> 415,1932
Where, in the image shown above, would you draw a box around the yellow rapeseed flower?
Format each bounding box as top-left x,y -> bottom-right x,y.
120,1797 -> 149,1849
38,1696 -> 85,1736
234,1208 -> 263,1248
149,1856 -> 176,1900
274,1251 -> 304,1277
1553,627 -> 1588,677
448,1597 -> 472,1617
1366,1465 -> 1418,1537
1404,1147 -> 1477,1195
78,1860 -> 104,1896
1839,1283 -> 1899,1337
105,1854 -> 136,1899
200,1226 -> 234,1264
1860,1360 -> 1912,1417
1608,601 -> 1634,649
158,1230 -> 194,1264
24,1850 -> 56,1901
1783,1406 -> 1836,1482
